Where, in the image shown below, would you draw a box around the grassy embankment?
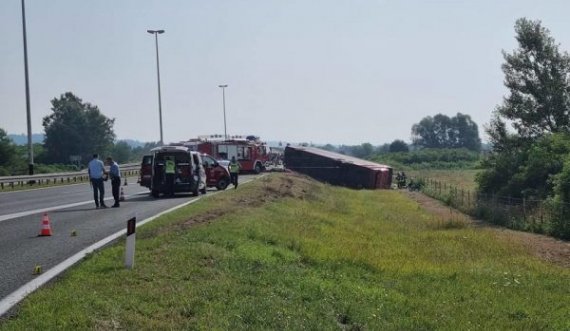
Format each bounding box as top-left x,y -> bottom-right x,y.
1,173 -> 568,330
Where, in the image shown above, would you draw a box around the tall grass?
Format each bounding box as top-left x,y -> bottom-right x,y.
1,174 -> 568,330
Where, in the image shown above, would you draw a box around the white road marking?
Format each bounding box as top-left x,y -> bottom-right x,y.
0,192 -> 148,223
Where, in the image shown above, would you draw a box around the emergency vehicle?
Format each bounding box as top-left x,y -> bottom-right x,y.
183,135 -> 270,174
147,146 -> 206,197
139,150 -> 230,192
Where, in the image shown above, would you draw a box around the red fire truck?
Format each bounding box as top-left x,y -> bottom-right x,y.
183,135 -> 270,173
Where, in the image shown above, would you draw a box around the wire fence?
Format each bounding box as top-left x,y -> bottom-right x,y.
416,177 -> 570,240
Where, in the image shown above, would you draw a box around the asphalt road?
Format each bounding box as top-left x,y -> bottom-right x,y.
0,175 -> 255,303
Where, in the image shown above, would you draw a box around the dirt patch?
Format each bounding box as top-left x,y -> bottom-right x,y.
406,191 -> 570,268
181,173 -> 316,228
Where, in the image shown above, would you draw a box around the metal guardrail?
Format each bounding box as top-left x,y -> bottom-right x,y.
0,163 -> 140,190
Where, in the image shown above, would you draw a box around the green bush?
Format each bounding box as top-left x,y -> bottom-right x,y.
373,148 -> 480,169
478,133 -> 570,200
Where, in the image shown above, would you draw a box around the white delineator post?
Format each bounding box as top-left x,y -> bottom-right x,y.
125,217 -> 136,269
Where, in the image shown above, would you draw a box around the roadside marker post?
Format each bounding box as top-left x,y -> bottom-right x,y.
125,216 -> 136,269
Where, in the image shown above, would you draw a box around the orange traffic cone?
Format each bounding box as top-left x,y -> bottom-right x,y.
119,187 -> 125,201
39,213 -> 52,236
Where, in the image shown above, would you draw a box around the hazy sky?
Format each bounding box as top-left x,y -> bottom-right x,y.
2,1 -> 570,145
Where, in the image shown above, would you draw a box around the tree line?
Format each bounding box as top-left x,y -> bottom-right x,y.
317,112 -> 482,169
0,92 -> 158,175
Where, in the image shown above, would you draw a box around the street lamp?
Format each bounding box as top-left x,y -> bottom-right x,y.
21,0 -> 34,175
218,84 -> 228,141
147,29 -> 165,145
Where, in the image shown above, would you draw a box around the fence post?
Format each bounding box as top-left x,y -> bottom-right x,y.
522,197 -> 526,223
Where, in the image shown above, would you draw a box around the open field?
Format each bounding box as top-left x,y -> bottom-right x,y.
408,169 -> 479,191
1,173 -> 568,330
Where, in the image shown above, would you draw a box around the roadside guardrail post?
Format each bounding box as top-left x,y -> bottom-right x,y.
125,216 -> 136,269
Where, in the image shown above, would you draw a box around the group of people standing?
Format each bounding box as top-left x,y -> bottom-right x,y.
88,154 -> 122,208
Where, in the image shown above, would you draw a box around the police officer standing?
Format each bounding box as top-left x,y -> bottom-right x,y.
88,154 -> 107,208
106,156 -> 121,207
228,156 -> 240,189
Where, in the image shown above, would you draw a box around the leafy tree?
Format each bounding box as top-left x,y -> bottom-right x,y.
0,128 -> 17,167
43,92 -> 115,164
451,113 -> 481,151
478,18 -> 570,201
411,113 -> 481,151
389,139 -> 409,153
493,18 -> 570,140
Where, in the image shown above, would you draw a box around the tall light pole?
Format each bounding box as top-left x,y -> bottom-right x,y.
218,84 -> 228,141
21,0 -> 33,175
147,29 -> 165,145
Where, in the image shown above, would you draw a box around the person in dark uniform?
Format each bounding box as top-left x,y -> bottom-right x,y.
106,156 -> 121,207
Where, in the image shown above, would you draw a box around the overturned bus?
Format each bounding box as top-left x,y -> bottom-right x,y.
284,146 -> 392,189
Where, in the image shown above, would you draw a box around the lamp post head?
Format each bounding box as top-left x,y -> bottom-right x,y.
147,29 -> 165,34
218,84 -> 228,88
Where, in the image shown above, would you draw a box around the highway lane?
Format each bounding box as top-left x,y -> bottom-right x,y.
0,175 -> 255,305
0,178 -> 145,219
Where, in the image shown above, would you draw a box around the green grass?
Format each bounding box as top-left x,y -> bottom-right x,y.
1,174 -> 568,330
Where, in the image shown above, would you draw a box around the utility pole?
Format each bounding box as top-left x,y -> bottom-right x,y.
21,0 -> 34,175
147,29 -> 165,145
218,84 -> 228,140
